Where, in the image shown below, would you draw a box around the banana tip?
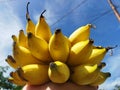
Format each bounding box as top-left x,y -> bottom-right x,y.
40,10 -> 46,18
5,59 -> 7,62
19,29 -> 24,33
101,62 -> 106,68
27,32 -> 33,38
98,63 -> 106,69
7,55 -> 16,63
11,35 -> 16,39
108,72 -> 111,77
8,78 -> 13,82
89,39 -> 94,43
49,62 -> 57,69
10,72 -> 14,77
106,45 -> 118,51
91,24 -> 96,29
27,2 -> 30,5
55,29 -> 61,34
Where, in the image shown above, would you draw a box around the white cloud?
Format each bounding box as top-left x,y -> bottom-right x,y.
99,78 -> 120,90
33,0 -> 88,31
99,48 -> 120,90
33,1 -> 59,29
0,3 -> 23,66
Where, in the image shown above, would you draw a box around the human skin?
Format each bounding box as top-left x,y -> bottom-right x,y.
22,82 -> 98,90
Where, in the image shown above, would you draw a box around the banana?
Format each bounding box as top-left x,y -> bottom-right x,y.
90,72 -> 111,86
83,46 -> 114,65
10,71 -> 27,86
13,41 -> 43,67
70,64 -> 103,85
49,29 -> 70,62
26,2 -> 35,34
48,61 -> 70,83
7,2 -> 112,86
69,24 -> 95,45
12,30 -> 28,48
27,33 -> 52,63
35,10 -> 52,42
17,64 -> 49,85
12,35 -> 17,42
67,39 -> 94,66
5,55 -> 18,69
18,30 -> 28,48
8,77 -> 26,86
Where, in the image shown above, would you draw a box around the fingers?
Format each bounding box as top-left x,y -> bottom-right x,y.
22,82 -> 98,90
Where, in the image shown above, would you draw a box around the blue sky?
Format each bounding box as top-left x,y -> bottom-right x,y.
0,0 -> 120,89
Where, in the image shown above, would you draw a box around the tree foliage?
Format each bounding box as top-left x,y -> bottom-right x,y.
113,85 -> 120,90
0,66 -> 23,90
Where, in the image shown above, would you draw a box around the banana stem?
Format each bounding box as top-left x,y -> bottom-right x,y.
106,45 -> 117,51
27,32 -> 33,39
17,68 -> 28,82
7,55 -> 16,63
26,2 -> 30,21
49,62 -> 57,70
98,62 -> 106,69
55,29 -> 61,34
91,24 -> 96,29
107,72 -> 111,77
10,72 -> 14,77
106,45 -> 118,56
89,38 -> 94,43
40,10 -> 46,18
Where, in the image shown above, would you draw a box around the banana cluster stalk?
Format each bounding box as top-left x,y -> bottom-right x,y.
6,2 -> 114,86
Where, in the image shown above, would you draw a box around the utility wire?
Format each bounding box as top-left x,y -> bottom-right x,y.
51,0 -> 120,26
90,5 -> 120,23
90,9 -> 112,23
51,0 -> 87,27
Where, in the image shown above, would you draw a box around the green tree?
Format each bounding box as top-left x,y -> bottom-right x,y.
0,66 -> 23,90
113,85 -> 120,90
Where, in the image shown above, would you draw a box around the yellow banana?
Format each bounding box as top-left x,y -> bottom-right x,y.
13,41 -> 43,67
26,2 -> 35,34
18,30 -> 28,48
49,29 -> 70,62
7,2 -> 112,86
17,64 -> 49,85
5,55 -> 18,69
69,24 -> 95,45
10,71 -> 27,86
83,46 -> 114,65
67,39 -> 93,66
27,33 -> 52,63
8,77 -> 26,86
12,30 -> 28,48
48,61 -> 70,83
12,35 -> 17,42
70,64 -> 103,85
35,10 -> 52,42
90,72 -> 111,86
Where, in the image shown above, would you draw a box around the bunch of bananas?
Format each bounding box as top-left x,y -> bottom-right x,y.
6,2 -> 112,86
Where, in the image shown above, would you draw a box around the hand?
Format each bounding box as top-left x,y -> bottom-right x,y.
22,82 -> 98,90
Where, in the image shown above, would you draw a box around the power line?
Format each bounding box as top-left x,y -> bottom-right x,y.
90,9 -> 112,23
51,0 -> 87,27
50,0 -> 120,26
90,5 -> 120,23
